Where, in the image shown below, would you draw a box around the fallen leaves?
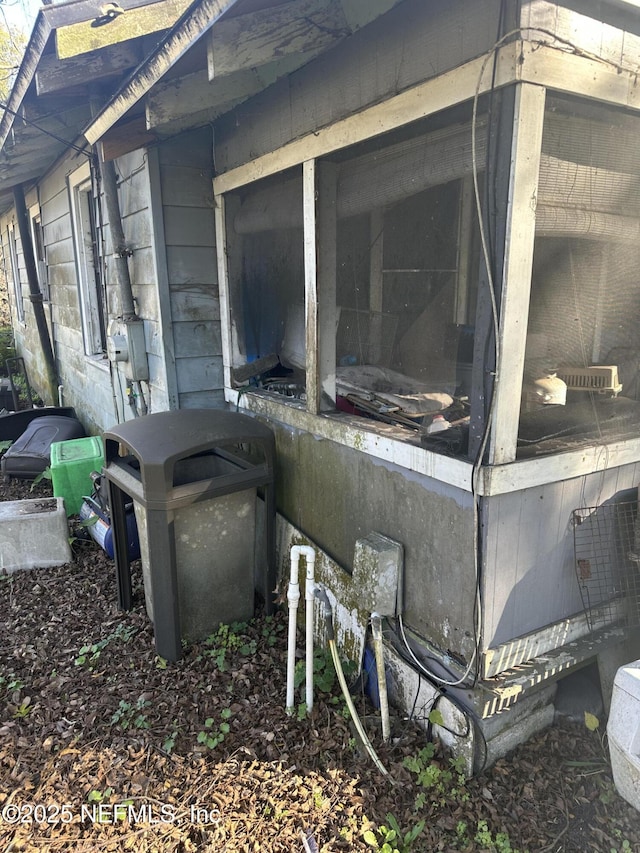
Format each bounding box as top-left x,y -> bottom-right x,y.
0,478 -> 640,851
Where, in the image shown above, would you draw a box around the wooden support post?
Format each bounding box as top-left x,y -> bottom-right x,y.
304,159 -> 337,414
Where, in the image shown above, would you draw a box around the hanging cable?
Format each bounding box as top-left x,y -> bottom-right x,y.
383,616 -> 486,752
0,100 -> 90,156
397,614 -> 477,690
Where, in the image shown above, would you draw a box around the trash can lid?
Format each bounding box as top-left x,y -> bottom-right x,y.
613,660 -> 640,696
103,409 -> 275,494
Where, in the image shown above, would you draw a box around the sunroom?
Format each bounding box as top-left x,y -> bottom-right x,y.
212,15 -> 640,767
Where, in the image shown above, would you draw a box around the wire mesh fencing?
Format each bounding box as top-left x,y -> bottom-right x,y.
572,500 -> 640,630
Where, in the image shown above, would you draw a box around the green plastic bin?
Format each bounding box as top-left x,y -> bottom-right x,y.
50,435 -> 104,516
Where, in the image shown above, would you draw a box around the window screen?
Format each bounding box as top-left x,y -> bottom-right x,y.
518,95 -> 640,456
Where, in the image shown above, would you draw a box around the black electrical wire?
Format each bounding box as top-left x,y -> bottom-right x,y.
0,100 -> 90,156
384,617 -> 472,735
387,613 -> 490,771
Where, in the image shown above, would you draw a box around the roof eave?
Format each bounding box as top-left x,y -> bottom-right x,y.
82,0 -> 239,145
0,15 -> 52,151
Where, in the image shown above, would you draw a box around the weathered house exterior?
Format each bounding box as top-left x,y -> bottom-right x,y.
2,0 -> 640,771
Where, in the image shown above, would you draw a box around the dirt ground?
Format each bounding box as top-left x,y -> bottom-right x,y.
1,476 -> 640,852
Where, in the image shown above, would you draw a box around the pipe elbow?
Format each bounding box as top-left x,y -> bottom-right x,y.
291,544 -> 316,585
291,544 -> 316,563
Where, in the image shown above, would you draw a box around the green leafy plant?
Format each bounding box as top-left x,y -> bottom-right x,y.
403,744 -> 469,809
260,614 -> 284,647
74,624 -> 138,669
31,466 -> 52,491
0,673 -> 25,692
110,697 -> 151,730
87,788 -> 113,803
197,707 -> 232,749
362,813 -> 425,853
474,819 -> 521,852
74,639 -> 109,668
12,698 -> 32,719
162,726 -> 179,754
294,648 -> 336,696
198,622 -> 257,671
110,623 -> 137,643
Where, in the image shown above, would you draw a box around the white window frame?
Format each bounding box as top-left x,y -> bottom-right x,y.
69,161 -> 105,358
7,223 -> 24,324
28,203 -> 49,303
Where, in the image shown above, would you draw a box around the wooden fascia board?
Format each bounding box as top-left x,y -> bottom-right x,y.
514,39 -> 640,108
207,0 -> 350,79
0,16 -> 52,151
42,0 -> 170,29
82,0 -> 240,146
55,0 -> 193,60
36,41 -> 144,96
212,44 -> 519,195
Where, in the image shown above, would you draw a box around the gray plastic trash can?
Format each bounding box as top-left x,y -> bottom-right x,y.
103,409 -> 276,660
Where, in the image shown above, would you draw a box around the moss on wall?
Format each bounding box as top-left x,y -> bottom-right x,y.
270,420 -> 477,661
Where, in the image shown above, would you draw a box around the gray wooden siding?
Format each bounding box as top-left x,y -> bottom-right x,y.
215,0 -> 503,173
482,461 -> 640,648
156,127 -> 223,410
522,1 -> 640,67
0,147 -> 173,432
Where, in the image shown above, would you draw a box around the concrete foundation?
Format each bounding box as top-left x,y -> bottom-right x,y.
0,498 -> 71,572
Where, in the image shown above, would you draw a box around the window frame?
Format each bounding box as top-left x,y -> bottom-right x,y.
68,161 -> 107,360
7,223 -> 24,324
28,203 -> 49,303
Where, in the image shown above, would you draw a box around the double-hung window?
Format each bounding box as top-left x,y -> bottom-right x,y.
69,162 -> 106,357
7,224 -> 24,324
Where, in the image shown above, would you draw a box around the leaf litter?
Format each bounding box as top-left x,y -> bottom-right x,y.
1,478 -> 640,851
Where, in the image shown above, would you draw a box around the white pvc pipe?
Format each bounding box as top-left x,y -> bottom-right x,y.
286,545 -> 316,715
371,613 -> 391,742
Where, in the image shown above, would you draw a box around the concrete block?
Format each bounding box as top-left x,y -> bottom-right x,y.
353,532 -> 403,617
608,659 -> 640,812
482,703 -> 555,771
0,498 -> 71,572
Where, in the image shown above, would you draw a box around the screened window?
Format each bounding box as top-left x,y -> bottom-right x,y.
322,106 -> 483,452
224,107 -> 485,455
518,95 -> 640,457
225,168 -> 305,395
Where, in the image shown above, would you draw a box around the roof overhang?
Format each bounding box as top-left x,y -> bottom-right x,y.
83,0 -> 239,145
0,0 -> 190,213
